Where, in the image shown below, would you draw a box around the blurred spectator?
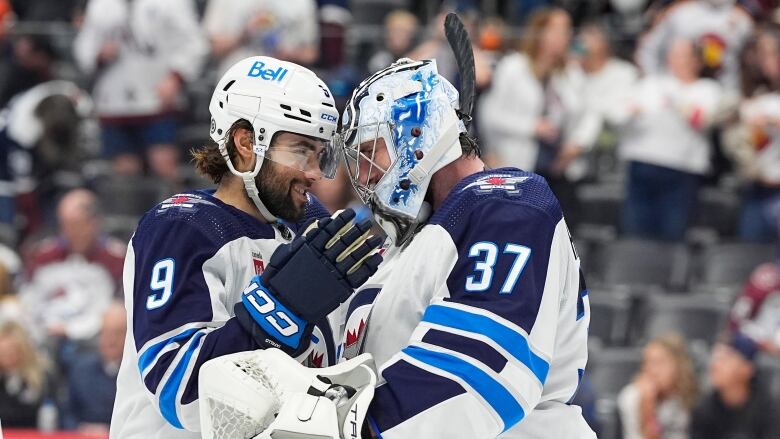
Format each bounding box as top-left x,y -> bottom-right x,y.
0,80 -> 94,234
0,35 -> 57,107
572,20 -> 639,176
63,302 -> 125,433
478,7 -> 592,222
0,320 -> 49,428
203,0 -> 319,74
618,333 -> 698,439
73,0 -> 208,183
407,8 -> 492,90
618,38 -> 723,241
727,248 -> 780,356
636,0 -> 754,96
19,189 -> 124,345
691,334 -> 780,439
0,249 -> 29,330
368,9 -> 419,73
724,24 -> 780,242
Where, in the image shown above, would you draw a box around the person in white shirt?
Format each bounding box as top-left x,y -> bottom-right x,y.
573,21 -> 639,172
619,38 -> 723,241
73,0 -> 208,182
202,0 -> 320,75
478,8 -> 593,225
724,24 -> 780,241
636,0 -> 754,96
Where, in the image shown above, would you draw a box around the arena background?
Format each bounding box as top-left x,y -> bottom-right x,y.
0,0 -> 779,438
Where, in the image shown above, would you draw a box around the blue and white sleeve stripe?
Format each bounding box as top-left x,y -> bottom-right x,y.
136,323 -> 212,429
369,300 -> 552,437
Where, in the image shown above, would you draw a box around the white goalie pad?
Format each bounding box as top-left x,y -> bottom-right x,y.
199,348 -> 377,439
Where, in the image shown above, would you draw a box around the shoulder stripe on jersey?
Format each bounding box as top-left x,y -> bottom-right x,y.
422,303 -> 549,384
159,331 -> 206,429
138,327 -> 200,376
402,346 -> 525,432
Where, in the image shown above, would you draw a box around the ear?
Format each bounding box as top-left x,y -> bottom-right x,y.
232,127 -> 255,172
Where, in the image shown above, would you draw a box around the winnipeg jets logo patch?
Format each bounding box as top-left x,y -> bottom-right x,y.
462,174 -> 530,194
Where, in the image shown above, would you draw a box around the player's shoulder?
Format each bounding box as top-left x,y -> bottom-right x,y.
134,190 -> 274,248
431,168 -> 562,227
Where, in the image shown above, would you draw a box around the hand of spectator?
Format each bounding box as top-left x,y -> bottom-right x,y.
157,73 -> 182,111
551,143 -> 583,176
97,41 -> 119,66
534,119 -> 560,143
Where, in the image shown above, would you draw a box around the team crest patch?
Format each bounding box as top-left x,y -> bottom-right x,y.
461,174 -> 530,194
157,193 -> 209,212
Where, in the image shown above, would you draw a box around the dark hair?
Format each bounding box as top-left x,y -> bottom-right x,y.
190,119 -> 252,184
459,132 -> 481,158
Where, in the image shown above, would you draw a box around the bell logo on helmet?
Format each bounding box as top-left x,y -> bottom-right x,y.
247,60 -> 289,82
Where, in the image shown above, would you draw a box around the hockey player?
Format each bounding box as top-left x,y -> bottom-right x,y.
109,56 -> 382,438
331,55 -> 595,437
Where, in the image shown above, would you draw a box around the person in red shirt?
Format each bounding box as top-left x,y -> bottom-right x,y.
20,188 -> 125,343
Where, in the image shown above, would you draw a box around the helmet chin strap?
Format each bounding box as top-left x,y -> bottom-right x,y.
220,141 -> 279,223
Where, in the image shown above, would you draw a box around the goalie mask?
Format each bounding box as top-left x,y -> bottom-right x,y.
209,56 -> 339,222
337,59 -> 466,245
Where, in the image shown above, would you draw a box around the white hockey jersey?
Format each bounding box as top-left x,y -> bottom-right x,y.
73,0 -> 208,117
110,190 -> 336,438
339,168 -> 595,438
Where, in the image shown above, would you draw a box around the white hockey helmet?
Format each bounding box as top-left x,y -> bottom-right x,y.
209,56 -> 339,222
337,59 -> 466,245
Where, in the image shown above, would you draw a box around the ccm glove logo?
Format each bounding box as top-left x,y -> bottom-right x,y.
241,277 -> 306,349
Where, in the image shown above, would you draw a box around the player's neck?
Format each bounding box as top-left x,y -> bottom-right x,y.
429,155 -> 485,210
214,177 -> 267,222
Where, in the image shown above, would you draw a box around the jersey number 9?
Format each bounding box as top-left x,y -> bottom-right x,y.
147,258 -> 175,310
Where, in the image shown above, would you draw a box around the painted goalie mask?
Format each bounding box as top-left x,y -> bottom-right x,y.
336,59 -> 467,245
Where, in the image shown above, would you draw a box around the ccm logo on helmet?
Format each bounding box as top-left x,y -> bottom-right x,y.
321,113 -> 337,123
247,61 -> 288,82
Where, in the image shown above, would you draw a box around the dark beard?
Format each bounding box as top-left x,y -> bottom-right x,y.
256,161 -> 306,222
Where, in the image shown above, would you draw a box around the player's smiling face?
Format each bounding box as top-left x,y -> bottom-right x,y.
257,132 -> 324,221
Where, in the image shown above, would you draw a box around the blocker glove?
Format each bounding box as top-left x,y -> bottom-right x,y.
235,208 -> 383,356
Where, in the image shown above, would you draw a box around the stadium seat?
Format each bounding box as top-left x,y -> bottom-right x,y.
694,242 -> 776,295
588,290 -> 633,347
636,294 -> 730,347
574,183 -> 622,242
588,347 -> 642,439
594,239 -> 690,292
690,187 -> 740,239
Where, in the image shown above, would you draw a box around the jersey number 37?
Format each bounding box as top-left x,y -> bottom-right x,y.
465,242 -> 531,294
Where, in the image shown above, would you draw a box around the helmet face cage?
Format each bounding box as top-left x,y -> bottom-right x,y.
340,121 -> 396,204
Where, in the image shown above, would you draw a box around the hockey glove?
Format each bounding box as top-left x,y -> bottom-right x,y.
235,209 -> 383,357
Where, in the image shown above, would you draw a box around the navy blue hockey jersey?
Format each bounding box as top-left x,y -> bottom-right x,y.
110,190 -> 334,438
339,168 -> 595,438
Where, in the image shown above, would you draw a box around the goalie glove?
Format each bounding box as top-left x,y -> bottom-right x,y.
199,348 -> 377,439
234,208 -> 383,357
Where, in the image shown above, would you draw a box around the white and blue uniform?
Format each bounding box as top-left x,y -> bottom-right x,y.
110,190 -> 336,438
340,168 -> 594,438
